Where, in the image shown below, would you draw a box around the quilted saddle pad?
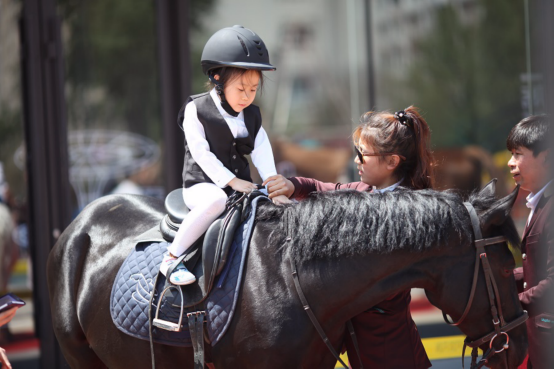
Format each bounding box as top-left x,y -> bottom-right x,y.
110,195 -> 269,347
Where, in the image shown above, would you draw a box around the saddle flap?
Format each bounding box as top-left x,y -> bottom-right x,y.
201,205 -> 243,292
215,207 -> 243,275
202,218 -> 222,290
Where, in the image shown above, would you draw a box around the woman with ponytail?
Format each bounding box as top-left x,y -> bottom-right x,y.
264,106 -> 434,369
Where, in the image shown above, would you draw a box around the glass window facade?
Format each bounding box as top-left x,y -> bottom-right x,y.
58,0 -> 164,212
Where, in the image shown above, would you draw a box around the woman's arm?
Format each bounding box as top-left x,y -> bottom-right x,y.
264,175 -> 371,200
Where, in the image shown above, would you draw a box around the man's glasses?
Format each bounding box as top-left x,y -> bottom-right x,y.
354,146 -> 406,164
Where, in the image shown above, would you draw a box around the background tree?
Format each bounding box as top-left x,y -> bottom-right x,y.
59,0 -> 216,139
398,0 -> 525,152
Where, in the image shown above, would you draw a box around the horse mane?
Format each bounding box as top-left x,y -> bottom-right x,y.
256,188 -> 520,263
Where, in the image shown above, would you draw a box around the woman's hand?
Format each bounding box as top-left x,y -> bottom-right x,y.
227,178 -> 257,194
263,175 -> 295,199
271,195 -> 292,205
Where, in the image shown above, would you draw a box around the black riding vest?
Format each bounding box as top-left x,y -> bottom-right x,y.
178,92 -> 262,190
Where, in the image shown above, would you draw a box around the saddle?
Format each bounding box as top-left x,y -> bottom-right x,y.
156,188 -> 264,307
111,194 -> 270,368
152,188 -> 266,368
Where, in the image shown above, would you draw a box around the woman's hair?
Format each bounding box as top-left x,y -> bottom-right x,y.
205,67 -> 264,92
353,106 -> 435,190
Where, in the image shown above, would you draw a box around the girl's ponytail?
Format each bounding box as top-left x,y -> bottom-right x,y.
401,106 -> 434,189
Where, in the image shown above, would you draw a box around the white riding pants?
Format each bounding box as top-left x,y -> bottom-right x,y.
167,183 -> 227,257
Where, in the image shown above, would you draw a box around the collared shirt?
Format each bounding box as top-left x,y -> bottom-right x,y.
182,89 -> 277,188
526,180 -> 553,225
372,179 -> 404,193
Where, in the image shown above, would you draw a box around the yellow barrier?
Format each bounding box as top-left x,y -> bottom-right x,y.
336,335 -> 473,367
14,259 -> 27,274
335,353 -> 349,368
421,335 -> 472,360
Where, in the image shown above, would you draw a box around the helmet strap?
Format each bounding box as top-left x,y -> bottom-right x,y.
209,74 -> 240,117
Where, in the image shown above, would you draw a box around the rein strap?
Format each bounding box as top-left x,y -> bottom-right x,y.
289,255 -> 351,369
284,207 -> 363,369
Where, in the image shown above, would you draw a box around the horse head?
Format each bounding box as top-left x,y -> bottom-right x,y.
425,180 -> 528,368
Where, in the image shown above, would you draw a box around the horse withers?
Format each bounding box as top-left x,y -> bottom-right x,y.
47,180 -> 527,368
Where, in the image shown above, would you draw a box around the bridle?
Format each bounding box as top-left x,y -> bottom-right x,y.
442,202 -> 528,369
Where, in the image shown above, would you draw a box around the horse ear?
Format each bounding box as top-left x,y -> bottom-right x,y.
479,179 -> 497,199
481,185 -> 520,230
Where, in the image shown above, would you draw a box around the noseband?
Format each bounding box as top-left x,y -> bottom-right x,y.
442,202 -> 528,369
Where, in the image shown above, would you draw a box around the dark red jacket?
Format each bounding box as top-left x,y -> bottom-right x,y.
514,182 -> 554,369
289,177 -> 431,369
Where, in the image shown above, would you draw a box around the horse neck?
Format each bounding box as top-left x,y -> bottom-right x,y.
297,239 -> 474,321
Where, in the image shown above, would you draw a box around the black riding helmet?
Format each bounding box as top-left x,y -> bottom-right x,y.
201,25 -> 275,117
201,25 -> 276,75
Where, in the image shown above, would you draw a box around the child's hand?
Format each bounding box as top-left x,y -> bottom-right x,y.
227,177 -> 257,193
271,194 -> 292,205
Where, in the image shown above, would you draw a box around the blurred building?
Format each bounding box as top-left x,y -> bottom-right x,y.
194,0 -> 483,137
372,0 -> 479,78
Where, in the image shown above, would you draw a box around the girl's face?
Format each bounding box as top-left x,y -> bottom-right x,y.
354,139 -> 398,189
220,70 -> 260,113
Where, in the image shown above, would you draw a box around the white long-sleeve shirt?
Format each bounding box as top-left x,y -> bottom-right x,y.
182,89 -> 278,188
526,180 -> 553,225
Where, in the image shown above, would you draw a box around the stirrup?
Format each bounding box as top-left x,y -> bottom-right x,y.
152,285 -> 184,332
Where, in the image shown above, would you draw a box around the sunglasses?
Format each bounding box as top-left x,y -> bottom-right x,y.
354,146 -> 406,164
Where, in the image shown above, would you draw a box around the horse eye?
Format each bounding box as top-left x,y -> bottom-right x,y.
503,269 -> 512,278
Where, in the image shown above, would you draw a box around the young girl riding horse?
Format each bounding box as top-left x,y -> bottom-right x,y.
265,106 -> 434,368
159,26 -> 287,285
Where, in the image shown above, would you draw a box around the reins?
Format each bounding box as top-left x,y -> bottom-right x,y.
285,208 -> 363,369
442,202 -> 528,369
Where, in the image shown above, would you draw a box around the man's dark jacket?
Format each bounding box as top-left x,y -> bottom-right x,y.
514,182 -> 554,369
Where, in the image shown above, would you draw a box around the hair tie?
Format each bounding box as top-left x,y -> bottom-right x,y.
394,110 -> 410,126
394,110 -> 414,129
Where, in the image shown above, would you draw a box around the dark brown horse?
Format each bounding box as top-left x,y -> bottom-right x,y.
47,181 -> 527,368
